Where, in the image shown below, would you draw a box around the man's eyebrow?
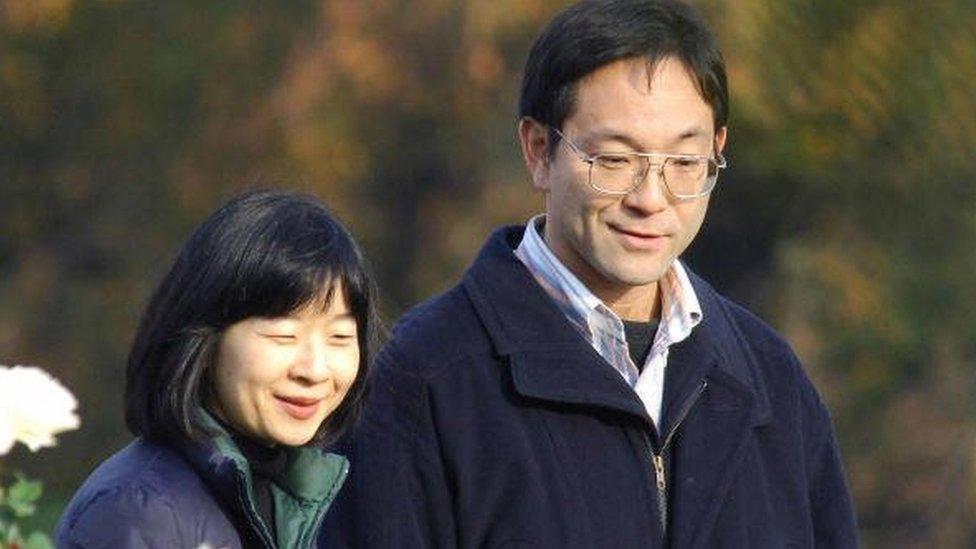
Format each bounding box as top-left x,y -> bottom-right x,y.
673,126 -> 711,143
584,126 -> 712,150
583,130 -> 643,150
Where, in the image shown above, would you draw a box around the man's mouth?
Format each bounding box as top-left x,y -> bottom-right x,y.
608,224 -> 669,251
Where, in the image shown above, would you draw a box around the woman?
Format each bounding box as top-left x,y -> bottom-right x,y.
55,191 -> 378,548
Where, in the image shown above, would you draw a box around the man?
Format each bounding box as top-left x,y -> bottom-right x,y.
327,1 -> 858,547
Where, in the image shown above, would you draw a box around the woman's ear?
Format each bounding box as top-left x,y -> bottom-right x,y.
518,117 -> 552,191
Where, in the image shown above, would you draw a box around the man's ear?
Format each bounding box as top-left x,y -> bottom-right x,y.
518,117 -> 551,191
714,125 -> 728,155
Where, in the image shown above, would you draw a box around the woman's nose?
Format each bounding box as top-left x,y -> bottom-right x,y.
290,336 -> 331,384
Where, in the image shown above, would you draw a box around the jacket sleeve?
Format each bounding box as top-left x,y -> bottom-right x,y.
798,371 -> 860,549
332,342 -> 458,548
56,484 -> 189,549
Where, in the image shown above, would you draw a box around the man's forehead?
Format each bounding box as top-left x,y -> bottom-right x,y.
568,58 -> 717,133
575,56 -> 702,97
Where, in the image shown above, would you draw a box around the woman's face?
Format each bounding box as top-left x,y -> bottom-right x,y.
210,285 -> 360,446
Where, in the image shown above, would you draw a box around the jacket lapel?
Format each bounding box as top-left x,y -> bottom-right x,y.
667,274 -> 775,546
690,271 -> 773,427
509,347 -> 649,420
669,367 -> 756,548
463,226 -> 652,422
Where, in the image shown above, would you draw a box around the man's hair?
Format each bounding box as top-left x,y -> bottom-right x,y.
519,0 -> 728,152
125,190 -> 379,447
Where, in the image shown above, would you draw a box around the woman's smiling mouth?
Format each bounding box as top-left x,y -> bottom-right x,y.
275,395 -> 322,420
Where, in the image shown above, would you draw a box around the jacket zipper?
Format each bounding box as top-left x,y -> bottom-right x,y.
645,379 -> 708,541
236,471 -> 277,548
309,459 -> 351,545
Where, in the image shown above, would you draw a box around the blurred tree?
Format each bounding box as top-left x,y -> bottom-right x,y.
703,0 -> 976,546
1,0 -> 973,545
0,0 -> 325,493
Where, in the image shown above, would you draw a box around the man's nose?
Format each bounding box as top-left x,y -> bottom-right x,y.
623,162 -> 669,211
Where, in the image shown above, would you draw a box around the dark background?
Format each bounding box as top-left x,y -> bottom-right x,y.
2,0 -> 974,546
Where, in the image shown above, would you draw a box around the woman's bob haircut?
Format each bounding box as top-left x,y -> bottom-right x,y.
125,190 -> 378,446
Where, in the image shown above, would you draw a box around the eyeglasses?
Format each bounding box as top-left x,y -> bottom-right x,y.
553,128 -> 727,199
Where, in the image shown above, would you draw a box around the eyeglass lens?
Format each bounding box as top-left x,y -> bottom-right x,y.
589,154 -> 716,196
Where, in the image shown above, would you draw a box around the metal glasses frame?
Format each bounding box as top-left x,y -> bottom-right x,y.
552,127 -> 727,199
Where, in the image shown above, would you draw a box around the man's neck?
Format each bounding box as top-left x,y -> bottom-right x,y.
534,216 -> 663,321
584,275 -> 662,322
543,239 -> 662,322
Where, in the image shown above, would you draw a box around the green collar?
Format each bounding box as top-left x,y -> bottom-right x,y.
200,411 -> 349,547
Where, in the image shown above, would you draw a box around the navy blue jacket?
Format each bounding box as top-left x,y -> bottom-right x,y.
56,420 -> 348,548
324,226 -> 858,548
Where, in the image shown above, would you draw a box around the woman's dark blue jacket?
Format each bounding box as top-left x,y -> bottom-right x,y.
323,226 -> 859,548
55,417 -> 348,548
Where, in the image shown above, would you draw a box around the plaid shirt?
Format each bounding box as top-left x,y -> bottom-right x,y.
514,215 -> 703,428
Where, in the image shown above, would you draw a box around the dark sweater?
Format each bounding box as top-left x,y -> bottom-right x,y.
622,319 -> 658,372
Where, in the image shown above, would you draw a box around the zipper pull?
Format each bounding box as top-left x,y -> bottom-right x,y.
652,452 -> 668,539
652,453 -> 666,492
649,379 -> 706,543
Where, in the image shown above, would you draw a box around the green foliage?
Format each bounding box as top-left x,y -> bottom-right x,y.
0,473 -> 52,549
705,1 -> 976,545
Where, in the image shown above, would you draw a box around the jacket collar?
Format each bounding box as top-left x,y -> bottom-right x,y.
462,226 -> 772,427
175,412 -> 349,547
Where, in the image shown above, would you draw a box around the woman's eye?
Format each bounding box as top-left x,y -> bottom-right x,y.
330,332 -> 358,344
264,334 -> 297,344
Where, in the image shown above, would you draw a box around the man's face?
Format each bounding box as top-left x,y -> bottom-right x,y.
521,57 -> 727,302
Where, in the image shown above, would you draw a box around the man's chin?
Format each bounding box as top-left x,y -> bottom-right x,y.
618,273 -> 668,287
596,263 -> 671,289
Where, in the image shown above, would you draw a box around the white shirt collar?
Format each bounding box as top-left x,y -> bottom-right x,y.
515,214 -> 702,338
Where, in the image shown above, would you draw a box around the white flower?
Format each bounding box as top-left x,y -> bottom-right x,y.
0,365 -> 80,455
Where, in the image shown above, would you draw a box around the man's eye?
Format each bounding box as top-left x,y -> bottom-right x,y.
671,158 -> 704,170
596,155 -> 632,169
